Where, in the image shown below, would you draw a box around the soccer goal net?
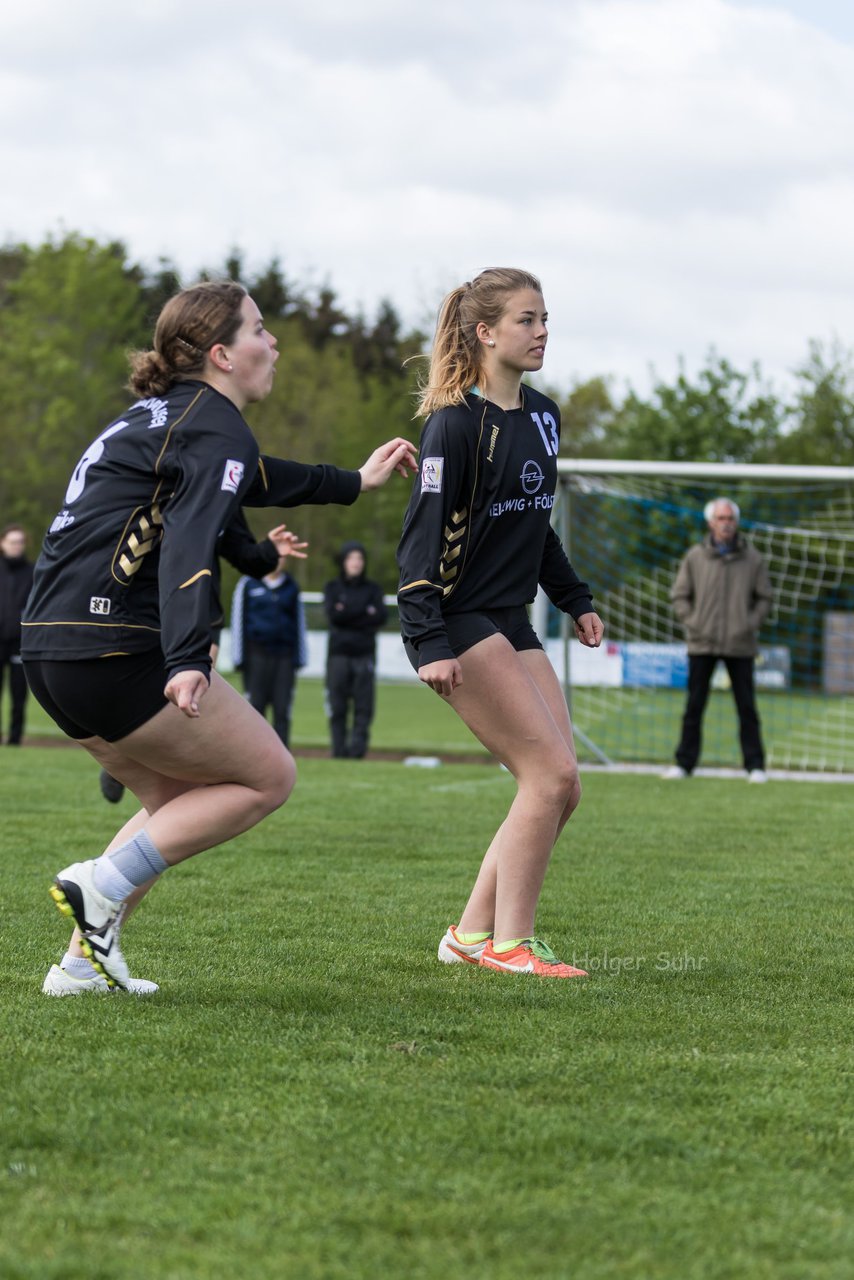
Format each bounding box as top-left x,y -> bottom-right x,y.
542,460 -> 854,776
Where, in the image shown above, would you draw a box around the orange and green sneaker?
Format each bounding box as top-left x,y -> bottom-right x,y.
479,937 -> 588,978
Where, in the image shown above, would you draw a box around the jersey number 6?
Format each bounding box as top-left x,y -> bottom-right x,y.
65,421 -> 129,504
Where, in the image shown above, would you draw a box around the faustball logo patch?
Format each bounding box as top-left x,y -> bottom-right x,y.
221,459 -> 245,495
421,457 -> 444,494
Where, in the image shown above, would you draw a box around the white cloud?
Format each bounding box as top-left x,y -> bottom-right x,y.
1,0 -> 853,393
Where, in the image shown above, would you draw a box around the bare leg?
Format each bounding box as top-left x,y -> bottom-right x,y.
59,672 -> 294,965
522,648 -> 581,837
456,651 -> 581,937
78,670 -> 295,865
444,639 -> 580,943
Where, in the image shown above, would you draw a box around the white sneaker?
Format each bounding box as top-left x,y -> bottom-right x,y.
438,925 -> 492,965
49,861 -> 130,989
42,964 -> 159,997
661,765 -> 688,780
748,769 -> 768,784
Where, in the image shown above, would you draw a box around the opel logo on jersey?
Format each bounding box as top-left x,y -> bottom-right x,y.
520,460 -> 544,495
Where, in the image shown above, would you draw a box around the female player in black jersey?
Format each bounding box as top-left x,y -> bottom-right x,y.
23,281 -> 416,992
397,268 -> 603,978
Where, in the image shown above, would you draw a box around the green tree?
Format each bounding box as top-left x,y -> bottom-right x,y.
249,258 -> 297,320
0,234 -> 147,540
553,376 -> 621,457
139,258 -> 182,328
773,340 -> 854,465
0,243 -> 28,309
605,355 -> 782,463
299,284 -> 349,350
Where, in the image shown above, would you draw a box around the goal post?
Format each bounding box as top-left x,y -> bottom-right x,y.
542,459 -> 854,776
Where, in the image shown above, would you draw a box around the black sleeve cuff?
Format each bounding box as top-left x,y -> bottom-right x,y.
165,661 -> 212,685
567,595 -> 595,622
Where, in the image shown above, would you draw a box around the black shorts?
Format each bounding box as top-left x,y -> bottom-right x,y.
404,605 -> 543,672
24,650 -> 169,742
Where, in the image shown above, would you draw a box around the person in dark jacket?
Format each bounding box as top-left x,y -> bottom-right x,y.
231,554 -> 308,747
323,541 -> 387,758
0,524 -> 34,745
663,497 -> 773,783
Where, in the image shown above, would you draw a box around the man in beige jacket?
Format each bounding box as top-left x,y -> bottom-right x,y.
663,498 -> 773,783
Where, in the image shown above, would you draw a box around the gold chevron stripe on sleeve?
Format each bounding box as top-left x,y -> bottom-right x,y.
127,532 -> 157,556
113,502 -> 165,585
119,554 -> 143,577
439,503 -> 468,595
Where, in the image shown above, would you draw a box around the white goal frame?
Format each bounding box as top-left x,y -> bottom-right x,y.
540,459 -> 854,777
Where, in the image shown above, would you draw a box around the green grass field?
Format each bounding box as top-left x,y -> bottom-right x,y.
1,720 -> 852,1278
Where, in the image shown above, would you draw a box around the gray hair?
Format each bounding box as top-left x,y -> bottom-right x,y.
704,497 -> 740,524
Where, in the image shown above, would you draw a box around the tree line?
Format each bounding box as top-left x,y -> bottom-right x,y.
0,232 -> 851,600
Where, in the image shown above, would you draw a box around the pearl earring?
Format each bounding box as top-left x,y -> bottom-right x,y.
488,340 -> 495,347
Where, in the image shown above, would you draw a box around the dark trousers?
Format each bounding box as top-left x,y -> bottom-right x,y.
675,654 -> 765,773
0,641 -> 28,744
326,654 -> 376,758
244,644 -> 296,747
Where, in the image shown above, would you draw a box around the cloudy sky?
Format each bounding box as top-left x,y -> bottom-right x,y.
2,0 -> 853,394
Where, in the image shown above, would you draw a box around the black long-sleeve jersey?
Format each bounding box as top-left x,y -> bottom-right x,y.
397,386 -> 593,665
22,380 -> 360,680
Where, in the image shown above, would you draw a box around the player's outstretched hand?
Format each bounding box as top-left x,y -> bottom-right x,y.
574,611 -> 605,648
418,658 -> 463,697
267,524 -> 309,560
164,670 -> 210,718
359,438 -> 418,491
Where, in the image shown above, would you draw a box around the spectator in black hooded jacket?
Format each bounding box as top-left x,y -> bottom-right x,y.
0,524 -> 34,745
323,542 -> 387,758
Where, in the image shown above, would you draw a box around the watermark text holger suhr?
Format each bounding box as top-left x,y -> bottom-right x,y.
570,950 -> 709,975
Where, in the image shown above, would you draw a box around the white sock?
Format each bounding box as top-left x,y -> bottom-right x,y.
61,952 -> 97,978
93,830 -> 169,901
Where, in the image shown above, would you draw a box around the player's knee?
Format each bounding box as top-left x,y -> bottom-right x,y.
538,755 -> 579,810
258,745 -> 297,814
565,770 -> 582,815
559,758 -> 581,810
272,751 -> 297,810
